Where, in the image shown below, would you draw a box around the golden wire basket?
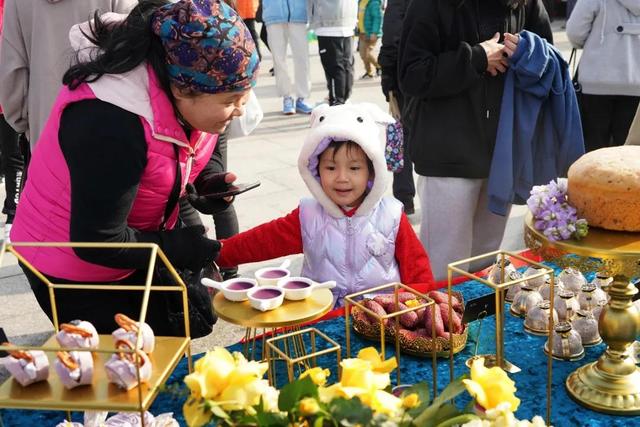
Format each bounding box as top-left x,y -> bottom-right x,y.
350,291 -> 467,358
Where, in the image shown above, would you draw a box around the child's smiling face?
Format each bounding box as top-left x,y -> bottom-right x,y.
318,142 -> 373,208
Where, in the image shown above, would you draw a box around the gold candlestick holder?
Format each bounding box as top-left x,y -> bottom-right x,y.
447,250 -> 555,425
0,242 -> 193,422
525,213 -> 640,415
265,327 -> 341,386
344,283 -> 437,393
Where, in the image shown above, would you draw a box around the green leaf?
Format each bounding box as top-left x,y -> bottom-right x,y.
431,403 -> 462,425
405,382 -> 431,418
278,377 -> 319,412
431,375 -> 468,407
314,416 -> 325,427
202,400 -> 230,421
254,410 -> 289,426
328,397 -> 373,426
412,376 -> 469,427
434,414 -> 480,427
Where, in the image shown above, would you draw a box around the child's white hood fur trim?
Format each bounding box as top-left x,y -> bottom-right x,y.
297,103 -> 395,218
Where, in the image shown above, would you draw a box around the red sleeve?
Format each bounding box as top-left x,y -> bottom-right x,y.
216,207 -> 303,268
395,212 -> 440,293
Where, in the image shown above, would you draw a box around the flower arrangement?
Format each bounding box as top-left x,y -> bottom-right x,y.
180,348 -> 549,427
527,178 -> 588,241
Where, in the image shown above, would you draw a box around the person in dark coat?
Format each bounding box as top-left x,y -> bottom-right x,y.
378,0 -> 415,214
398,0 -> 552,279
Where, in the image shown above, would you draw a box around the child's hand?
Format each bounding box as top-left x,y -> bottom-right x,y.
369,34 -> 378,42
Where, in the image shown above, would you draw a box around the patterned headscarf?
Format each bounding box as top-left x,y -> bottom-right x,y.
151,0 -> 259,94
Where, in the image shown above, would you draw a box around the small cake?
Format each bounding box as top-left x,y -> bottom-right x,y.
112,313 -> 155,354
558,267 -> 587,294
105,339 -> 152,390
2,342 -> 49,386
54,350 -> 94,389
567,146 -> 640,231
56,320 -> 99,349
487,256 -> 517,284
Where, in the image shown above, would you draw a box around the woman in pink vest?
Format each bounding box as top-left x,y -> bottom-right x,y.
10,0 -> 259,337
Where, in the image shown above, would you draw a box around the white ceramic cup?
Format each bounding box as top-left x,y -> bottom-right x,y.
255,259 -> 291,287
277,277 -> 337,301
201,277 -> 258,302
247,286 -> 285,311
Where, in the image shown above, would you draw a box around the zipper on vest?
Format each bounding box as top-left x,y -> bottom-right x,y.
184,132 -> 207,187
345,216 -> 354,292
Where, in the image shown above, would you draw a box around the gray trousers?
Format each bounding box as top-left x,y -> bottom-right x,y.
417,176 -> 510,281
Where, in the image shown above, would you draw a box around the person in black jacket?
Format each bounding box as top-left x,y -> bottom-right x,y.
398,0 -> 552,280
378,0 -> 414,214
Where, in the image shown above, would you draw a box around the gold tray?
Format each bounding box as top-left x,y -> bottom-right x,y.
213,288 -> 334,328
351,292 -> 468,358
0,334 -> 189,412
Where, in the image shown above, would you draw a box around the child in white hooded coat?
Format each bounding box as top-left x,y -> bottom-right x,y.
216,103 -> 436,306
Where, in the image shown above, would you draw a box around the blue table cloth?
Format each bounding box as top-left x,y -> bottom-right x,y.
1,268 -> 635,426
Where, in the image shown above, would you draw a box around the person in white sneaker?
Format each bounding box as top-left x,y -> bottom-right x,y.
262,0 -> 314,114
310,0 -> 358,106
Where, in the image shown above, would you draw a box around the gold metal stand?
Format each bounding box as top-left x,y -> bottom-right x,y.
0,242 -> 193,421
213,288 -> 334,361
265,328 -> 341,385
525,213 -> 640,415
447,250 -> 555,425
344,283 -> 437,392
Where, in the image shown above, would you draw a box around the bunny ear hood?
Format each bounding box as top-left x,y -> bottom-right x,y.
298,103 -> 395,218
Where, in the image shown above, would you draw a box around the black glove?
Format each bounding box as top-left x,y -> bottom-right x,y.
186,172 -> 234,214
163,225 -> 221,271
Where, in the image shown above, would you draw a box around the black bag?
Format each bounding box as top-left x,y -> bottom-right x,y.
157,263 -> 220,339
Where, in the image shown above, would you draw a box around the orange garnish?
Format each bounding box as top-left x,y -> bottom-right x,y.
56,351 -> 79,370
60,323 -> 94,338
114,313 -> 139,332
2,342 -> 33,362
114,339 -> 146,366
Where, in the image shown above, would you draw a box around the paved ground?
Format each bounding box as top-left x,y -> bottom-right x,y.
0,22 -> 573,364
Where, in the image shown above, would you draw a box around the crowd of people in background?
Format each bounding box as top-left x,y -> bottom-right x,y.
0,0 -> 638,334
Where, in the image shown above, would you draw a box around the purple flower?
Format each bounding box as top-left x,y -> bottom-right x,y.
528,179 -> 588,241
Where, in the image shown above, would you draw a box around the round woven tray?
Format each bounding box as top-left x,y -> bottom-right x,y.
350,291 -> 468,358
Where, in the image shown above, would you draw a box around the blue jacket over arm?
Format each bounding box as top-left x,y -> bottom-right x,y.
488,31 -> 585,216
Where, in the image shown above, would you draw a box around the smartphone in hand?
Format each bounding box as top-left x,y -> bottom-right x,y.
201,181 -> 261,199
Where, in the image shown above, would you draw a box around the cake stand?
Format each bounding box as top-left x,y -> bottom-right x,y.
525,213 -> 640,414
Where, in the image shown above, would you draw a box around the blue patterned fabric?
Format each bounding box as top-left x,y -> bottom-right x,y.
151,0 -> 259,94
0,266 -> 634,426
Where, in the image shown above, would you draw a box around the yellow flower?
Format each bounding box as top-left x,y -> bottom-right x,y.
318,383 -> 365,402
183,397 -> 212,427
217,378 -> 274,411
402,393 -> 420,409
462,358 -> 520,412
340,358 -> 379,390
183,346 -> 279,420
299,397 -> 320,416
368,390 -> 403,417
187,347 -> 236,399
299,367 -> 331,386
184,372 -> 208,399
357,347 -> 398,373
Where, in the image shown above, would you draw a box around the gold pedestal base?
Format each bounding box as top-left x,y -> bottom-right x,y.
566,359 -> 640,415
